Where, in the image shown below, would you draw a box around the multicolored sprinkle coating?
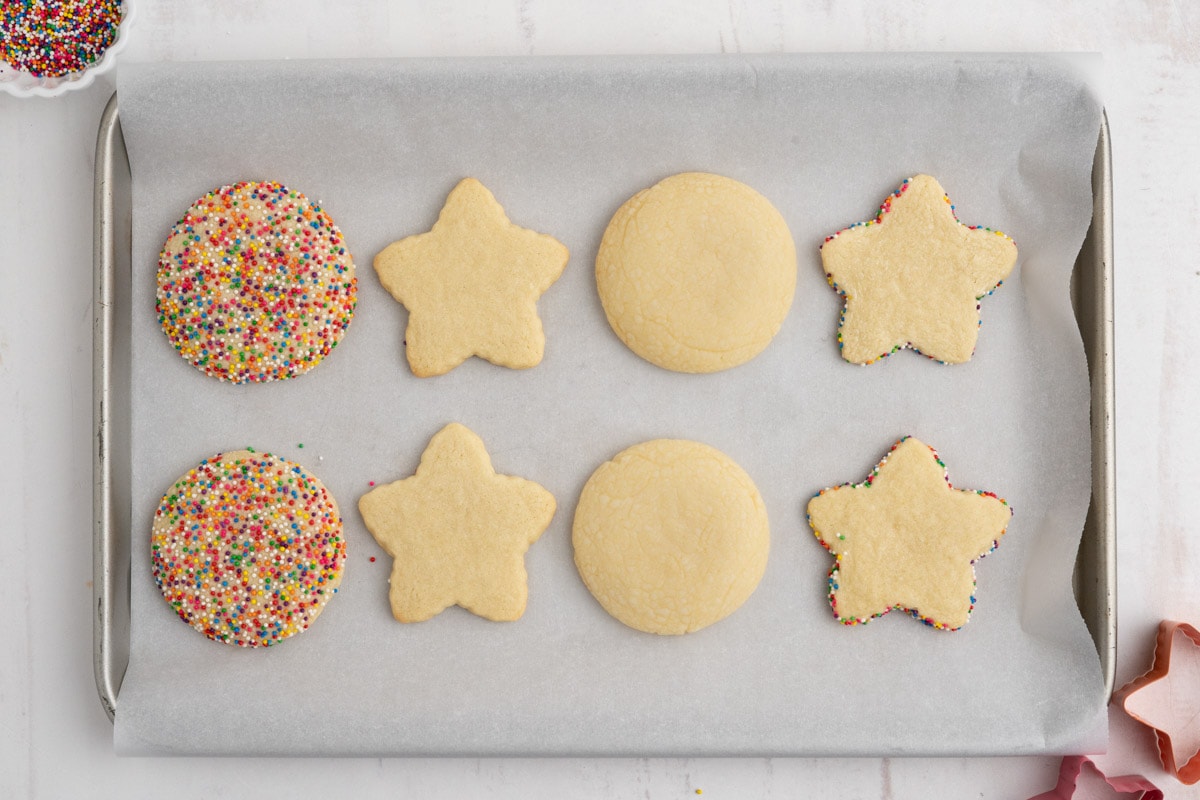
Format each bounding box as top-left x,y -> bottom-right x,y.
1,0 -> 122,78
151,450 -> 346,647
156,182 -> 357,384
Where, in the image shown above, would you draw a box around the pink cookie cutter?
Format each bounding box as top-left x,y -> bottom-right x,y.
1028,756 -> 1162,800
1115,620 -> 1200,785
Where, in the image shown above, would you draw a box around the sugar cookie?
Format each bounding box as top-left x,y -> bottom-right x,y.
596,172 -> 797,373
373,178 -> 569,377
156,181 -> 357,383
151,450 -> 346,647
572,439 -> 770,635
806,437 -> 1011,630
820,175 -> 1017,364
358,423 -> 556,622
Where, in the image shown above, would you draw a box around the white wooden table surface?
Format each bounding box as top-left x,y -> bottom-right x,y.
2,2 -> 1198,797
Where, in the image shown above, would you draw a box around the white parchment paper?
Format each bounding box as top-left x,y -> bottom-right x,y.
114,54 -> 1105,756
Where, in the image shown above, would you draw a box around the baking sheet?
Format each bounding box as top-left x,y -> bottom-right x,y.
113,54 -> 1106,756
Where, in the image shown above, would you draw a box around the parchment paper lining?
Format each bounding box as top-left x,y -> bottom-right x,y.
114,54 -> 1105,756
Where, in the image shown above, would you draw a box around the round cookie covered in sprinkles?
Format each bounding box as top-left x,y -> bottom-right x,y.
151,450 -> 346,647
156,181 -> 357,384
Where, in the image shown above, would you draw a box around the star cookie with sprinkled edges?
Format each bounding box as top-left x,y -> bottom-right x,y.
373,178 -> 569,377
151,450 -> 346,647
806,437 -> 1011,631
156,181 -> 357,384
820,175 -> 1017,364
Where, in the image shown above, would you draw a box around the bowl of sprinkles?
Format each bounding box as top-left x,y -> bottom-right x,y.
0,0 -> 134,98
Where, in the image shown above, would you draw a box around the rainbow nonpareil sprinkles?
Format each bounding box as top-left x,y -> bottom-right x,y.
1,0 -> 122,78
156,181 -> 357,384
151,450 -> 346,647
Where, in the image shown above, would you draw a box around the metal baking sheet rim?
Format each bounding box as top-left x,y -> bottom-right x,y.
91,91 -> 1117,745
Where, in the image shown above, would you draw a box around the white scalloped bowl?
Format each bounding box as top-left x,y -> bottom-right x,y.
0,0 -> 136,98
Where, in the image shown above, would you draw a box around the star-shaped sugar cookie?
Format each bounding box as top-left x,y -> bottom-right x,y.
374,178 -> 569,377
820,174 -> 1018,364
358,423 -> 556,622
806,437 -> 1011,630
1117,621 -> 1200,785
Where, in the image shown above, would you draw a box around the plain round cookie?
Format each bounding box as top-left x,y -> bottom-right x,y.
151,450 -> 346,647
595,172 -> 797,373
572,439 -> 770,635
156,181 -> 357,384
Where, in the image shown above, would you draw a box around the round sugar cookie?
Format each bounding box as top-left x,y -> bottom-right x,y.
156,181 -> 357,384
595,172 -> 797,373
572,439 -> 770,635
151,450 -> 346,647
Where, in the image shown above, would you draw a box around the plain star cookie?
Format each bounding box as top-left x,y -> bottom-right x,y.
820,174 -> 1018,364
572,439 -> 770,635
596,172 -> 797,373
373,178 -> 569,377
156,181 -> 357,384
806,437 -> 1011,631
151,450 -> 346,647
358,423 -> 556,622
